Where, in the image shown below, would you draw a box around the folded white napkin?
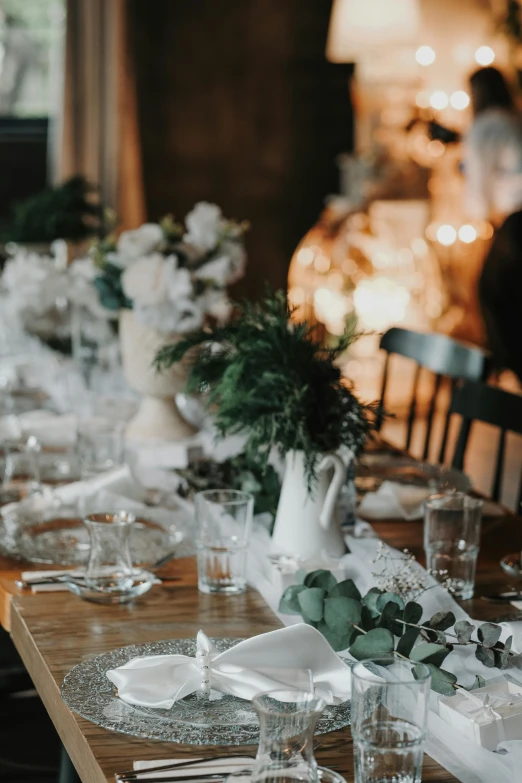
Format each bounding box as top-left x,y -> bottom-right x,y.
133,758 -> 254,780
358,481 -> 505,521
106,626 -> 352,709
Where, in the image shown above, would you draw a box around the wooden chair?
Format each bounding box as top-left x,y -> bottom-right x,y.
450,380 -> 522,510
378,327 -> 489,462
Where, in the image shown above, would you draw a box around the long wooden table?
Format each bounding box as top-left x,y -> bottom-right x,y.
2,514 -> 522,783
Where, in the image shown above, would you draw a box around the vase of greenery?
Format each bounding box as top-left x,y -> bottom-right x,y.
155,290 -> 376,559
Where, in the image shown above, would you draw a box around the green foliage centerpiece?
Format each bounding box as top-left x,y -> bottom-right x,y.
279,567 -> 521,696
155,290 -> 377,559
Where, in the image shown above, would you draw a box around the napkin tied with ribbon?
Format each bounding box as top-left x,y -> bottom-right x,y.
106,625 -> 352,709
458,689 -> 522,726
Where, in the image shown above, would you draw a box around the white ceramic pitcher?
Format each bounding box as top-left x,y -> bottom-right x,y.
271,450 -> 347,560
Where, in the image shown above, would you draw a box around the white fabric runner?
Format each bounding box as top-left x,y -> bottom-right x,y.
246,530 -> 522,783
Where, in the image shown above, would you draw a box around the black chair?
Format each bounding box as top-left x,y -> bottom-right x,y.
450,381 -> 522,510
378,327 -> 489,462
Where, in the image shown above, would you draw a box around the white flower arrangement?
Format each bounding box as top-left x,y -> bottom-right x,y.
80,201 -> 248,334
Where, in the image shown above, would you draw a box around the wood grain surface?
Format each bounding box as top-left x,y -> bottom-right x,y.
4,511 -> 522,783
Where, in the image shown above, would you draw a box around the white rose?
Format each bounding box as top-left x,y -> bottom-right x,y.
121,253 -> 171,306
221,240 -> 246,284
193,255 -> 231,287
198,289 -> 232,325
165,259 -> 193,303
134,299 -> 203,334
117,223 -> 164,260
184,202 -> 222,251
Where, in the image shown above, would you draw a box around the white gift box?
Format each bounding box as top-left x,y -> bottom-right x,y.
439,679 -> 522,751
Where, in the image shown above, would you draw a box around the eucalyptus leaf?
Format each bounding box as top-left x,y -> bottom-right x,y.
304,570 -> 338,591
316,620 -> 357,653
328,579 -> 361,601
298,588 -> 326,622
296,570 -> 307,585
279,584 -> 307,613
477,623 -> 502,648
470,675 -> 486,690
360,605 -> 378,632
454,620 -> 474,644
410,642 -> 450,666
324,596 -> 362,635
376,592 -> 405,613
417,664 -> 457,696
428,611 -> 456,632
397,626 -> 420,657
403,602 -> 423,625
362,587 -> 385,618
475,645 -> 495,667
349,628 -> 394,660
377,601 -> 404,636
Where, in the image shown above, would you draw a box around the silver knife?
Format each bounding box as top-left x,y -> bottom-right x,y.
481,592 -> 522,603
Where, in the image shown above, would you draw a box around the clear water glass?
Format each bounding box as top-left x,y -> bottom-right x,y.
76,418 -> 124,478
1,436 -> 42,505
195,489 -> 253,594
226,689 -> 346,783
83,511 -> 136,592
424,492 -> 483,599
352,656 -> 431,783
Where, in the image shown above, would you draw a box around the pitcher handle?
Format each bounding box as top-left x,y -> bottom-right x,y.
318,453 -> 347,530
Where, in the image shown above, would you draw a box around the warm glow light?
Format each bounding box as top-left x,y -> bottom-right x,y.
430,91 -> 449,111
427,140 -> 445,158
314,287 -> 350,335
475,46 -> 495,66
478,221 -> 494,240
415,91 -> 430,109
326,0 -> 421,61
288,286 -> 306,306
458,224 -> 477,244
314,254 -> 331,273
297,248 -> 314,266
416,45 -> 435,66
353,277 -> 410,331
436,225 -> 457,246
411,237 -> 428,256
425,223 -> 438,241
450,91 -> 470,110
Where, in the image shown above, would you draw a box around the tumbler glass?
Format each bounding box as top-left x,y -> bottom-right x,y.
351,655 -> 431,783
195,489 -> 253,594
424,492 -> 483,599
83,511 -> 135,592
76,418 -> 124,478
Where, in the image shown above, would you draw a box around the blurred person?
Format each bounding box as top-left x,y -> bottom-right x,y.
465,67 -> 522,382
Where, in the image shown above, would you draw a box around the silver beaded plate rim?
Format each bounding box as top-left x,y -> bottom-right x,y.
61,637 -> 351,745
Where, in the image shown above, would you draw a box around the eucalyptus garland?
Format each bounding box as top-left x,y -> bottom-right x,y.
155,290 -> 378,488
280,569 -> 522,695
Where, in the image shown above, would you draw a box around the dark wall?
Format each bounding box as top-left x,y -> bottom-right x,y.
129,0 -> 353,299
0,118 -> 48,222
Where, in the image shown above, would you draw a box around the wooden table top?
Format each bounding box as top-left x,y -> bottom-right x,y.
4,512 -> 522,783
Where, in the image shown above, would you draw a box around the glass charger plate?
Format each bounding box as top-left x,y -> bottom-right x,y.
355,454 -> 471,494
16,516 -> 185,566
61,638 -> 351,745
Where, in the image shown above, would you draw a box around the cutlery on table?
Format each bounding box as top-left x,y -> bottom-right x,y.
16,551 -> 182,589
115,755 -> 255,780
480,591 -> 522,603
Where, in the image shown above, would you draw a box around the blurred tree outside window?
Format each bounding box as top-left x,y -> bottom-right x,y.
0,0 -> 65,117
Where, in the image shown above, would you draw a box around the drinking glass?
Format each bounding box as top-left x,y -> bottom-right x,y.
1,436 -> 42,505
83,511 -> 136,592
227,689 -> 345,783
195,489 -> 253,594
76,418 -> 124,478
424,492 -> 483,599
351,656 -> 431,783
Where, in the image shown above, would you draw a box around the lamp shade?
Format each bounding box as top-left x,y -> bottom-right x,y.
326,0 -> 421,62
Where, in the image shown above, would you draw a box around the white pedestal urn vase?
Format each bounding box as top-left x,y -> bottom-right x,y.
271,450 -> 347,560
119,309 -> 196,441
